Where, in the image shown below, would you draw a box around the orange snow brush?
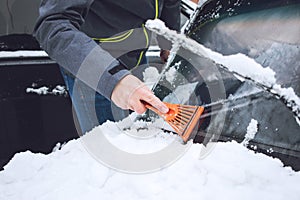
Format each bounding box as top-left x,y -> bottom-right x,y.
145,102 -> 204,143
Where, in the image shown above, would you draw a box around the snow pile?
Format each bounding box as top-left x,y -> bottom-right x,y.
101,120 -> 178,154
1,120 -> 300,200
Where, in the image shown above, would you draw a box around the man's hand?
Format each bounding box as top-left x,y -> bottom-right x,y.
111,74 -> 169,114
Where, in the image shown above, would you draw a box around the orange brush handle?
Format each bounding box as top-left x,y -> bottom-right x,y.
144,102 -> 178,121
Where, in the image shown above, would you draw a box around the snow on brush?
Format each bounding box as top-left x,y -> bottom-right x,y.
1,120 -> 300,200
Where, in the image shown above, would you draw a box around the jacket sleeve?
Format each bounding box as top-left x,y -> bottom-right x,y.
33,0 -> 130,100
161,0 -> 181,32
157,0 -> 181,50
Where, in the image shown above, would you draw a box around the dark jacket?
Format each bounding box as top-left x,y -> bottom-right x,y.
33,0 -> 180,99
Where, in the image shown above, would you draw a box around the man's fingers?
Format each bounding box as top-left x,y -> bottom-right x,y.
141,91 -> 169,114
111,74 -> 168,114
131,100 -> 147,114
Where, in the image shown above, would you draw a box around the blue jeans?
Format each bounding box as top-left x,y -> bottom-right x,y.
60,68 -> 127,135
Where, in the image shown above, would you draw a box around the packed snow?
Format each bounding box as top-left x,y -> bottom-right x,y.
1,120 -> 300,200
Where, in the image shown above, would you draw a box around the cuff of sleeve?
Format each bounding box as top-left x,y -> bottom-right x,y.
97,60 -> 131,100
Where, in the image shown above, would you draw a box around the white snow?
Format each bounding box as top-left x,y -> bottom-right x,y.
0,50 -> 48,58
205,52 -> 277,87
26,85 -> 67,96
1,120 -> 300,200
271,84 -> 300,126
143,67 -> 160,88
272,84 -> 300,112
52,85 -> 67,95
165,61 -> 181,84
241,119 -> 258,147
26,86 -> 49,95
101,120 -> 178,154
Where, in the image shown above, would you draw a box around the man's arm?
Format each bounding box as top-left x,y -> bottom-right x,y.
33,0 -> 130,100
34,0 -> 168,114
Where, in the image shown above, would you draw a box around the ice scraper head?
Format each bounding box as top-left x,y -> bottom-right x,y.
145,102 -> 204,143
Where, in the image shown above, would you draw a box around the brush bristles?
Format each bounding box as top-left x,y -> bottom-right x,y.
146,102 -> 204,142
167,105 -> 199,136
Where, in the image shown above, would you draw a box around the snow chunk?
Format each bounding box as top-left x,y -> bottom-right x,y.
26,86 -> 49,95
26,85 -> 67,96
272,85 -> 300,112
242,119 -> 258,147
165,61 -> 181,84
142,67 -> 160,90
206,52 -> 277,87
0,50 -> 48,58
